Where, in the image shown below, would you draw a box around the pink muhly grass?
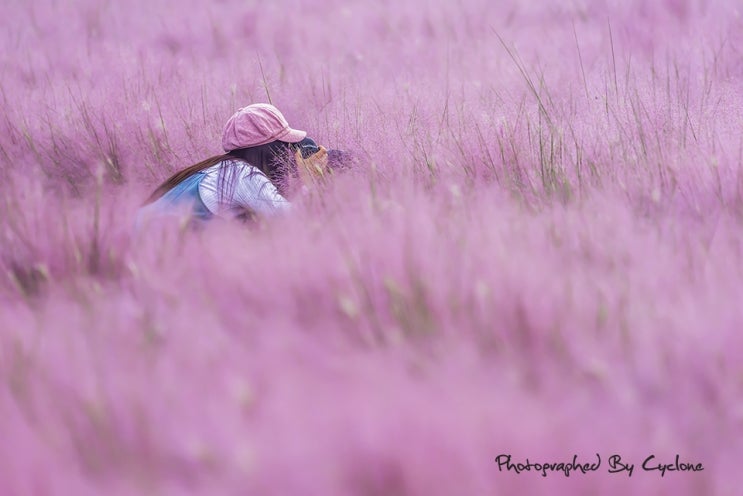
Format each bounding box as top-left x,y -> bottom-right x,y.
1,0 -> 743,494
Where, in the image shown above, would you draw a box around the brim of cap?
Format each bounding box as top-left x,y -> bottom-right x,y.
223,126 -> 308,151
276,127 -> 307,143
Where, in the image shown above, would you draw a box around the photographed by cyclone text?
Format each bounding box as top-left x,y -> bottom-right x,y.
494,454 -> 704,478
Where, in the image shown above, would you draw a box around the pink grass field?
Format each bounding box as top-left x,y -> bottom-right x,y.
2,0 -> 743,494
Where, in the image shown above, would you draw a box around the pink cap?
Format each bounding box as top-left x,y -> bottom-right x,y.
221,103 -> 307,151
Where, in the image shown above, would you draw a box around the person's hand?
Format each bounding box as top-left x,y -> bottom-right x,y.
295,145 -> 330,186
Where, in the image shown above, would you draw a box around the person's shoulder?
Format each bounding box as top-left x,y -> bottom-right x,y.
235,161 -> 269,180
216,157 -> 243,169
203,158 -> 256,173
202,158 -> 234,174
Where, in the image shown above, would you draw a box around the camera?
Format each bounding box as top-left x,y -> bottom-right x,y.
292,137 -> 320,159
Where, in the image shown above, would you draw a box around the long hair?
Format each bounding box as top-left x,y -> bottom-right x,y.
143,141 -> 294,205
228,140 -> 295,195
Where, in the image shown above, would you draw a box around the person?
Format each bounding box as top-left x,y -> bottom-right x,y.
137,103 -> 331,225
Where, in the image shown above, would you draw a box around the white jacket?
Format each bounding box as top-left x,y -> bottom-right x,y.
198,159 -> 291,217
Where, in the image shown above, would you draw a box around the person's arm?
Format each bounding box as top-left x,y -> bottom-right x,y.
295,146 -> 329,187
233,166 -> 291,215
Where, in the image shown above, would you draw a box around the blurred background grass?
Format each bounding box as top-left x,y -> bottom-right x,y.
1,0 -> 742,494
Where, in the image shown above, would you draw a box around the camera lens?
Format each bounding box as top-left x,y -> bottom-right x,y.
295,137 -> 320,159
